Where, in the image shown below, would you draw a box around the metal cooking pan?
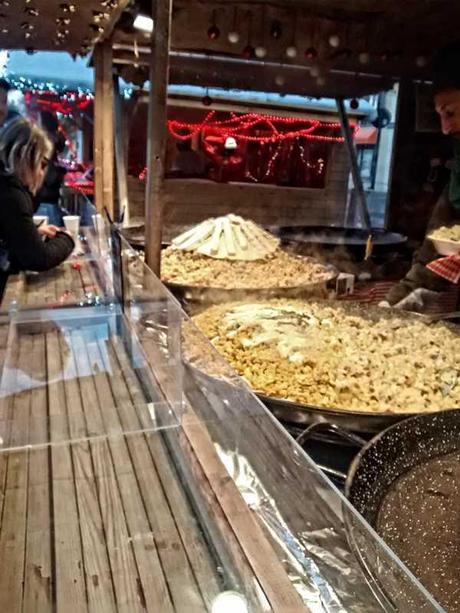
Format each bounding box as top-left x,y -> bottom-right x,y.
297,411 -> 459,611
274,225 -> 407,254
188,304 -> 459,434
119,225 -> 171,250
164,270 -> 336,311
343,410 -> 460,612
119,229 -> 337,308
258,392 -> 427,434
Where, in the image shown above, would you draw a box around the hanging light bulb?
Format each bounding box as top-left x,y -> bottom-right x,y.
358,51 -> 370,65
275,74 -> 285,86
286,45 -> 297,59
207,10 -> 220,40
243,44 -> 255,58
228,7 -> 239,45
305,46 -> 318,60
310,64 -> 321,78
228,31 -> 240,44
207,24 -> 220,40
270,20 -> 282,39
350,98 -> 359,110
255,46 -> 267,58
24,6 -> 39,16
416,55 -> 427,68
328,34 -> 340,48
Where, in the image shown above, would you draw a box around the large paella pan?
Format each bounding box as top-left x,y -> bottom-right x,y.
189,299 -> 460,433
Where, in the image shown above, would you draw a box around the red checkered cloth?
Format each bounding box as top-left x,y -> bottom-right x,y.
427,254 -> 460,283
341,280 -> 459,313
341,281 -> 396,304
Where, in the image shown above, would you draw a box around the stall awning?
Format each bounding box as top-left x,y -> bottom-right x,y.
0,0 -> 129,55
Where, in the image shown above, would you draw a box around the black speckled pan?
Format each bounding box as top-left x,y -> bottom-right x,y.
345,409 -> 460,611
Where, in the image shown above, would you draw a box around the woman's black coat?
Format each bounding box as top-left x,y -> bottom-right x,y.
0,171 -> 74,295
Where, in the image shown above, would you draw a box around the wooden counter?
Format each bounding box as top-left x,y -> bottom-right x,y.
0,260 -> 108,313
0,262 -> 306,613
0,250 -> 429,613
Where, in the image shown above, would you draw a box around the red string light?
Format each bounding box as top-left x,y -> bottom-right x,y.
65,180 -> 94,195
24,90 -> 93,116
168,111 -> 349,144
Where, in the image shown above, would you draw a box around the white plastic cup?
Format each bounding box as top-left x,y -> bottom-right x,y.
33,215 -> 49,227
63,215 -> 80,236
92,213 -> 105,234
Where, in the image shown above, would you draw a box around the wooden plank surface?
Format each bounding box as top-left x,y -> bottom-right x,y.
0,274 -> 24,312
78,329 -> 177,613
181,368 -> 381,612
0,335 -> 31,613
109,337 -> 222,611
138,333 -> 306,612
23,334 -> 53,612
47,330 -> 88,613
0,263 -> 314,612
60,331 -> 117,612
0,255 -> 111,312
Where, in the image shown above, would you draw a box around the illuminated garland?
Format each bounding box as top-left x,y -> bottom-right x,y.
24,90 -> 93,115
5,74 -> 133,110
6,74 -> 93,97
168,111 -> 349,144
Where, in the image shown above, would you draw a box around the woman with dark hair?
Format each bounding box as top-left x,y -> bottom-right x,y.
0,117 -> 74,297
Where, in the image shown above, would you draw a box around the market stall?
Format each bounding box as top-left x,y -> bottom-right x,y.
110,0 -> 460,275
0,1 -> 459,611
108,3 -> 460,609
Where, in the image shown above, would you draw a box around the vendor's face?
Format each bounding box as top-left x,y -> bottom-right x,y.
0,88 -> 8,127
435,89 -> 460,138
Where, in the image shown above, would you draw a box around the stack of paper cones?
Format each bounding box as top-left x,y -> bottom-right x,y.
171,215 -> 280,261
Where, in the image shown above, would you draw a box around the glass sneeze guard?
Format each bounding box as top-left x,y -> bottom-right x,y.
0,221 -> 444,612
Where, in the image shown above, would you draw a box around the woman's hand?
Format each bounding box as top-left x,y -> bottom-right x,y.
37,224 -> 60,238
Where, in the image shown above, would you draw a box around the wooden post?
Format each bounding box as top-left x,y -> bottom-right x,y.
113,75 -> 130,226
94,41 -> 116,219
144,0 -> 172,275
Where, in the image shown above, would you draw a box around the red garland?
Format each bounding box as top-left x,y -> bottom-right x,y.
24,91 -> 93,116
168,111 -> 350,144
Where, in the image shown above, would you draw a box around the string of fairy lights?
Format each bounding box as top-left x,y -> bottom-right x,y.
168,111 -> 350,144
3,72 -> 133,116
138,110 -> 349,182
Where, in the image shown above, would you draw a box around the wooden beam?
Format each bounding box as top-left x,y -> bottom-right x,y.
113,47 -> 393,99
94,41 -> 115,219
144,0 -> 172,275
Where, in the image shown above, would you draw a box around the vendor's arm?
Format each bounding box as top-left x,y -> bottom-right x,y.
386,188 -> 456,305
0,186 -> 74,272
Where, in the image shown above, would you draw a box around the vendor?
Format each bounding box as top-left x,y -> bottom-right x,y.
0,118 -> 74,298
385,42 -> 460,310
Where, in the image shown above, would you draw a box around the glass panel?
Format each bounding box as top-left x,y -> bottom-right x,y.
0,226 -> 444,611
0,432 -> 275,612
0,304 -> 180,449
117,236 -> 442,611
